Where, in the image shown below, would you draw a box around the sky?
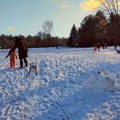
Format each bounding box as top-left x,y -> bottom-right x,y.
0,0 -> 100,38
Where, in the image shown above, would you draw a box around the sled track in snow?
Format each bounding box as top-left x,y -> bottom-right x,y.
0,57 -> 40,120
0,56 -> 71,120
0,56 -> 85,119
0,54 -> 100,119
0,67 -> 31,119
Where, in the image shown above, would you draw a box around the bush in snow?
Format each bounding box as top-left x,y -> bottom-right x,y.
84,71 -> 118,93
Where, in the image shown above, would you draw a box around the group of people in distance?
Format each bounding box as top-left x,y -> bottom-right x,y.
93,42 -> 107,52
6,36 -> 28,68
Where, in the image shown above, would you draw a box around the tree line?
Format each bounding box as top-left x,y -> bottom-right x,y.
0,11 -> 120,48
68,10 -> 120,47
0,34 -> 67,49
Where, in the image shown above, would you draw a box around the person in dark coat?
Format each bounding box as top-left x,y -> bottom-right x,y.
6,37 -> 28,68
96,42 -> 100,51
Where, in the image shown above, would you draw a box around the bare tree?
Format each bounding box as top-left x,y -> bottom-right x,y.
96,0 -> 120,44
42,20 -> 53,36
97,0 -> 119,15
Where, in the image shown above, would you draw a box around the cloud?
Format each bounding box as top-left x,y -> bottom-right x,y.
80,0 -> 101,11
6,26 -> 16,31
60,4 -> 70,8
119,2 -> 120,6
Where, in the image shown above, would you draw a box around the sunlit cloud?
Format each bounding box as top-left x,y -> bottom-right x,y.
6,26 -> 16,31
60,4 -> 70,8
119,2 -> 120,6
80,0 -> 101,11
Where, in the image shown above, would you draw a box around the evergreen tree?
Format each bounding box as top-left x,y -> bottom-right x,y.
69,24 -> 78,47
78,15 -> 101,47
78,11 -> 107,47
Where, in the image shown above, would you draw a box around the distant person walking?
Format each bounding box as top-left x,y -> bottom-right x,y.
114,44 -> 117,50
104,43 -> 107,49
96,42 -> 100,51
101,42 -> 105,49
6,37 -> 28,68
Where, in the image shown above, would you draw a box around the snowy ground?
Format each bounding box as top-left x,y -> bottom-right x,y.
0,47 -> 120,120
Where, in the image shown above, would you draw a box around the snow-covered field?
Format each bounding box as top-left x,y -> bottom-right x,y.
0,47 -> 120,120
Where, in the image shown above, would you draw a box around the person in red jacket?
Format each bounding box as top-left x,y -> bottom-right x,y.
9,47 -> 17,68
93,43 -> 97,51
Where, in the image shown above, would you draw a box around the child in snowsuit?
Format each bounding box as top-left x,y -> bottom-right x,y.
9,47 -> 17,68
